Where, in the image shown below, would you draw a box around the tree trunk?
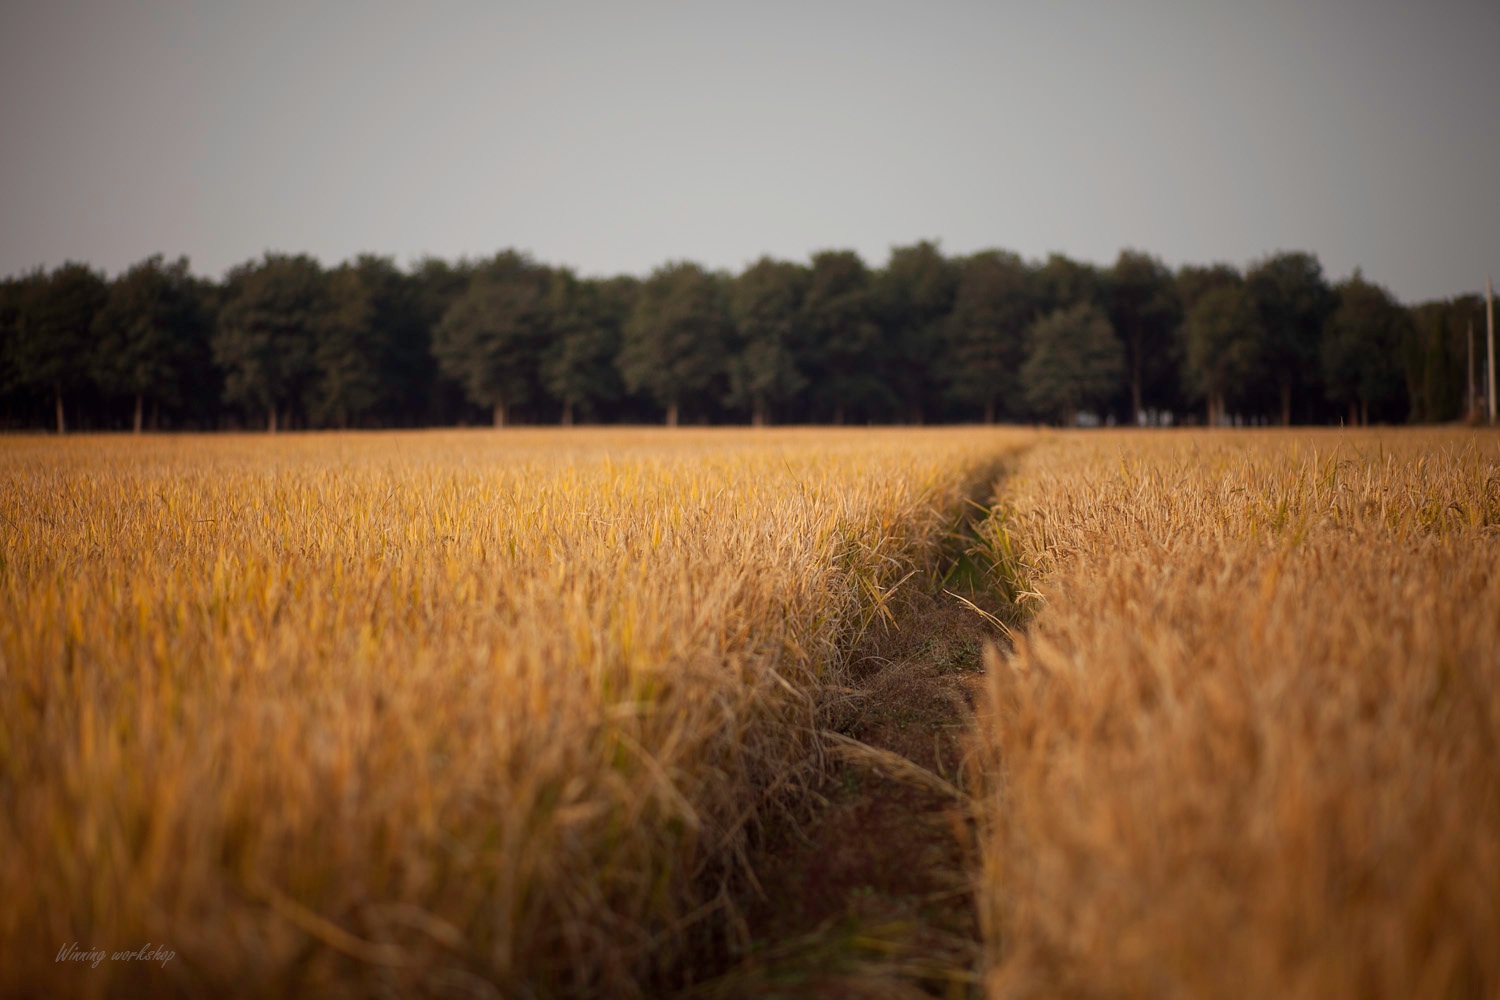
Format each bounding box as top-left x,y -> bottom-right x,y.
54,385 -> 65,435
1360,398 -> 1369,427
150,399 -> 159,431
268,405 -> 278,434
133,392 -> 144,434
666,401 -> 679,427
493,400 -> 506,428
1130,346 -> 1143,424
1347,400 -> 1359,427
1280,381 -> 1292,427
984,397 -> 996,425
561,400 -> 574,427
751,399 -> 766,427
833,406 -> 844,426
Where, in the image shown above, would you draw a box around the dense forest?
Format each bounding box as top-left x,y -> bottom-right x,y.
0,243 -> 1491,432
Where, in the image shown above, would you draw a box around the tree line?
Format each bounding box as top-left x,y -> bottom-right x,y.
0,243 -> 1489,433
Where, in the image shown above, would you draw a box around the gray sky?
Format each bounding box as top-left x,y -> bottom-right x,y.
1,0 -> 1496,302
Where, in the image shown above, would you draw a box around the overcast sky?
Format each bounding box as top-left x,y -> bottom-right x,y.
1,0 -> 1496,302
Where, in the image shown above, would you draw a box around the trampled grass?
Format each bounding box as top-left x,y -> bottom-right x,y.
0,427 -> 1031,998
973,429 -> 1500,999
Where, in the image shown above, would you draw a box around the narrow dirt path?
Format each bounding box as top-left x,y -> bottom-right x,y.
689,584 -> 1010,999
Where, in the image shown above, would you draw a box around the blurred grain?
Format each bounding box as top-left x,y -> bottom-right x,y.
0,426 -> 1030,998
973,429 -> 1500,1000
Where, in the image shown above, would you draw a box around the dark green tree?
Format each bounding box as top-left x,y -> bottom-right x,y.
727,257 -> 809,426
179,273 -> 225,429
410,257 -> 478,425
940,250 -> 1034,423
310,263 -> 383,428
0,273 -> 42,428
542,271 -> 630,425
1322,272 -> 1412,426
1405,295 -> 1485,424
431,251 -> 549,428
1406,303 -> 1448,423
1176,263 -> 1242,314
91,255 -> 202,433
1183,282 -> 1263,426
1021,303 -> 1123,425
341,255 -> 431,428
1033,253 -> 1105,315
618,262 -> 728,426
10,263 -> 108,433
29,268 -> 107,428
213,253 -> 325,432
874,241 -> 958,423
802,250 -> 889,424
1245,251 -> 1336,425
1108,249 -> 1181,422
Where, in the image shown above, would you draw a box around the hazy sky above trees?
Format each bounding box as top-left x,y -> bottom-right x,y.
1,0 -> 1496,303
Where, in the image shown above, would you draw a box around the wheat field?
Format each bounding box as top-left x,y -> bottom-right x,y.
973,429 -> 1500,999
0,427 -> 1028,997
6,426 -> 1498,999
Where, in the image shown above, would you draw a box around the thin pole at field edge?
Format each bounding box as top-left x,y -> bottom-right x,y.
1468,318 -> 1476,419
1489,277 -> 1497,424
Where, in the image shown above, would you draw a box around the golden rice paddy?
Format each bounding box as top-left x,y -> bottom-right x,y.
0,427 -> 1027,997
975,428 -> 1500,999
4,426 -> 1497,999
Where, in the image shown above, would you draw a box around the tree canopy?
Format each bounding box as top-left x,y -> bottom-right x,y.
432,252 -> 550,427
91,255 -> 203,432
11,262 -> 108,433
1021,304 -> 1123,425
213,254 -> 325,432
1323,272 -> 1413,426
541,270 -> 631,426
1108,249 -> 1180,421
801,250 -> 888,425
0,243 -> 1470,432
875,241 -> 958,424
618,262 -> 729,426
1245,251 -> 1336,425
942,251 -> 1034,424
728,257 -> 809,426
1184,282 -> 1264,427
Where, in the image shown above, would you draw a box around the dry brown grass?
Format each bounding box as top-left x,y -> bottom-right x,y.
973,428 -> 1500,999
0,426 -> 1032,998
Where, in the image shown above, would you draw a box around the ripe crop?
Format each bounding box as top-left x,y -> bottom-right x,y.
9,424 -> 1495,999
0,427 -> 1027,997
974,429 -> 1500,999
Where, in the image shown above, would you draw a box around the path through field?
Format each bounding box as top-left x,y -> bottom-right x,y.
691,582 -> 1007,999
